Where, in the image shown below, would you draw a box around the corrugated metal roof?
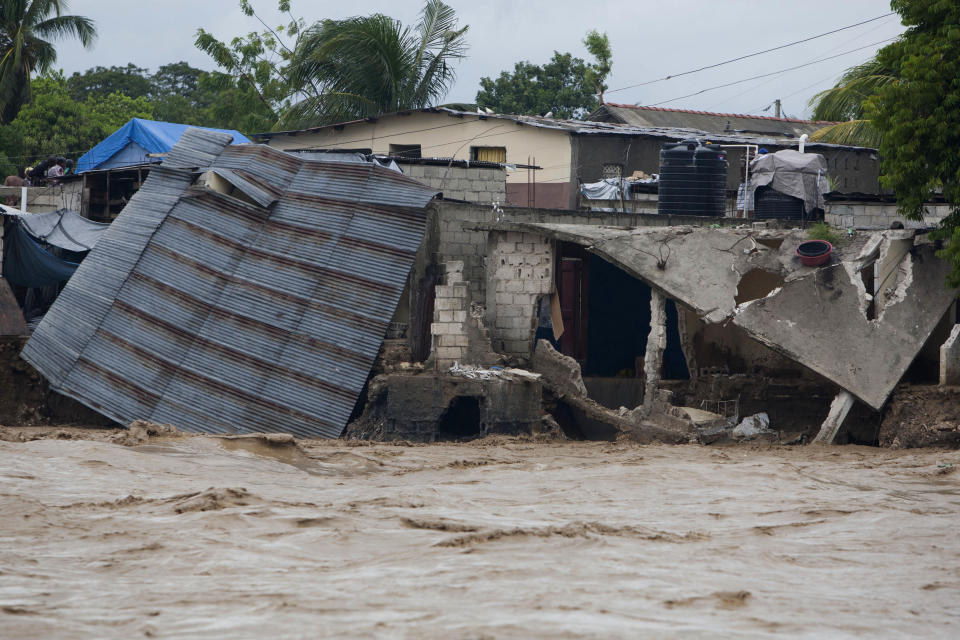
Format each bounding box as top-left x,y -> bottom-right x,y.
22,129 -> 438,439
588,103 -> 835,139
253,107 -> 875,151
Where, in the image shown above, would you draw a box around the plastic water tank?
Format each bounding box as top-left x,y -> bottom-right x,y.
754,186 -> 805,220
658,139 -> 727,217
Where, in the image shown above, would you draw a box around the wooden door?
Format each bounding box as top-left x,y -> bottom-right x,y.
558,249 -> 589,363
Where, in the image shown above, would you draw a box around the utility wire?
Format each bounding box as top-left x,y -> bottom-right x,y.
708,13 -> 899,112
605,13 -> 895,95
641,37 -> 898,108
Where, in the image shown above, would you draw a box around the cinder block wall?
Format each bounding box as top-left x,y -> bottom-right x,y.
402,164 -> 506,205
429,202 -> 791,363
825,202 -> 952,229
430,261 -> 469,368
433,201 -> 757,311
485,231 -> 554,358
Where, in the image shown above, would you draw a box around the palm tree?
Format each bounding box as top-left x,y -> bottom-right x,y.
282,0 -> 467,128
0,0 -> 96,124
807,57 -> 898,148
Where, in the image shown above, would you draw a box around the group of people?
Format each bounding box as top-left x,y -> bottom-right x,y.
2,157 -> 73,207
29,156 -> 73,183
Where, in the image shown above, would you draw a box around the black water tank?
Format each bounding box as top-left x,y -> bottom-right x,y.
658,139 -> 727,216
754,186 -> 805,220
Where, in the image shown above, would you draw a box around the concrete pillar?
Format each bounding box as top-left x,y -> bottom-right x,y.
812,391 -> 855,444
940,325 -> 960,387
643,289 -> 666,409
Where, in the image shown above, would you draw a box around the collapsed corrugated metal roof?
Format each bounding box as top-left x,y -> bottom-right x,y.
22,129 -> 438,439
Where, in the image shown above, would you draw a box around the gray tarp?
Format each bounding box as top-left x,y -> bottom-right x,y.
1,207 -> 110,252
581,178 -> 631,201
748,150 -> 828,214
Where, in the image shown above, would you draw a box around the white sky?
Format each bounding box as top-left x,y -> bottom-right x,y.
55,0 -> 904,119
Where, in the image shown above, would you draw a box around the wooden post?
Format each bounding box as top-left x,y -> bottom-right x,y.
813,391 -> 855,444
643,289 -> 666,410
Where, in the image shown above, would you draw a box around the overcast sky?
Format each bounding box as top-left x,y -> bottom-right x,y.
55,0 -> 904,119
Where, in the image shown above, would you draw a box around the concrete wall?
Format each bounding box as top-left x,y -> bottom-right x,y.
826,201 -> 952,229
940,325 -> 960,387
485,231 -> 554,358
0,183 -> 81,214
430,201 -> 758,319
262,111 -> 573,194
431,261 -> 470,368
400,163 -> 506,205
352,373 -> 543,441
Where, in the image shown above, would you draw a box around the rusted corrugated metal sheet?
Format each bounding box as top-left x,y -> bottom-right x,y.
21,129 -> 437,439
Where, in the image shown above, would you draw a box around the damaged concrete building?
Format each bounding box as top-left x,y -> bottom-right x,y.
15,125 -> 960,447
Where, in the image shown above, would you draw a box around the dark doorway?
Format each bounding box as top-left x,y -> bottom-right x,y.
581,253 -> 690,380
436,396 -> 482,441
664,299 -> 690,380
556,244 -> 689,381
584,254 -> 650,376
558,244 -> 590,362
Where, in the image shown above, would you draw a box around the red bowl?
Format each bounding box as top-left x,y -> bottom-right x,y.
796,240 -> 833,267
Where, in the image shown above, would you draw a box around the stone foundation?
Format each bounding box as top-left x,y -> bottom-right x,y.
345,372 -> 543,442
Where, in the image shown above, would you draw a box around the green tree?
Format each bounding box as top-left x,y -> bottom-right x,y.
866,0 -> 960,287
198,70 -> 281,133
283,0 -> 468,128
583,30 -> 612,105
149,62 -> 219,125
477,53 -> 593,119
66,63 -> 152,102
0,0 -> 97,124
0,72 -> 151,171
476,31 -> 612,119
195,1 -> 304,130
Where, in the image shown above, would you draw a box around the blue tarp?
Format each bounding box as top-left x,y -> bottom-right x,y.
2,221 -> 79,287
76,118 -> 251,173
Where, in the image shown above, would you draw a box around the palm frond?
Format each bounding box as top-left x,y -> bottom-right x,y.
809,120 -> 882,148
283,1 -> 466,126
809,58 -> 896,121
280,91 -> 378,129
33,14 -> 96,47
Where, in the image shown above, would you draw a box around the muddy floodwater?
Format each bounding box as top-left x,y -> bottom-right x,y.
1,428 -> 959,638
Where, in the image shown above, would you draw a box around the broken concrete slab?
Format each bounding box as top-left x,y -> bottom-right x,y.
532,339 -> 588,398
531,340 -> 692,443
480,222 -> 956,412
734,243 -> 956,410
482,223 -> 870,324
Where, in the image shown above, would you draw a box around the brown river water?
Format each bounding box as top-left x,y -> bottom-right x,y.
1,427 -> 959,638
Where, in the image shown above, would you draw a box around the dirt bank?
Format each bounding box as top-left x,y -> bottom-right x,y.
1,430 -> 958,638
879,385 -> 960,448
